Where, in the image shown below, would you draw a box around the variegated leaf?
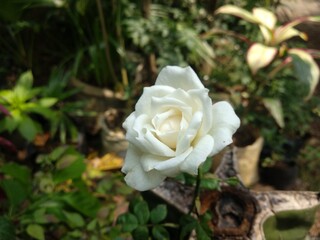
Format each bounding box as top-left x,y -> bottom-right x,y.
289,48 -> 320,100
246,43 -> 278,74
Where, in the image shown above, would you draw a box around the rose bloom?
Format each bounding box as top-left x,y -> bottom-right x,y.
122,66 -> 240,191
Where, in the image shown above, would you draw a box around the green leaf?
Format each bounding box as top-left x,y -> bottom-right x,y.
38,98 -> 58,107
26,224 -> 45,240
289,48 -> 320,100
49,146 -> 70,161
152,225 -> 170,240
33,208 -> 48,224
17,71 -> 33,90
117,213 -> 139,232
56,154 -> 78,170
27,106 -> 56,120
200,177 -> 220,190
2,115 -> 19,133
0,217 -> 15,240
14,72 -> 36,103
53,151 -> 86,184
133,201 -> 150,225
179,215 -> 197,239
45,204 -> 65,222
263,205 -> 320,239
0,90 -> 14,104
1,179 -> 29,206
18,115 -> 41,142
262,98 -> 285,128
201,157 -> 213,174
0,162 -> 31,184
63,211 -> 85,228
225,177 -> 240,187
150,204 -> 167,224
62,190 -> 101,217
87,219 -> 97,231
132,225 -> 149,240
195,223 -> 211,240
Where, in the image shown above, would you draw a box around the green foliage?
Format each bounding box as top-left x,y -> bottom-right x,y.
150,204 -> 167,224
123,2 -> 214,69
0,145 -> 130,239
0,71 -> 57,142
26,224 -> 45,240
36,146 -> 86,186
117,198 -> 170,240
0,217 -> 15,240
298,144 -> 320,190
179,214 -> 211,240
211,3 -> 320,165
40,68 -> 95,143
0,162 -> 32,207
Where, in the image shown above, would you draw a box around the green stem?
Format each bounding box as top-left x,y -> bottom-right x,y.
96,0 -> 118,85
188,168 -> 202,215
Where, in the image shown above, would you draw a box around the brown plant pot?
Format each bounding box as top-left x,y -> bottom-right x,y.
233,125 -> 264,187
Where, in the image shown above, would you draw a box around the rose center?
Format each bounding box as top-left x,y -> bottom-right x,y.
152,110 -> 183,149
158,114 -> 181,133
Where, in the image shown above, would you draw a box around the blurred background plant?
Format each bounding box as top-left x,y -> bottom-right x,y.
0,71 -> 57,143
1,0 -> 320,238
208,2 -> 320,188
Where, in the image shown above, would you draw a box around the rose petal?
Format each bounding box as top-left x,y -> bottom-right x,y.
209,128 -> 233,156
122,111 -> 136,132
141,154 -> 168,172
154,147 -> 194,177
211,101 -> 240,132
126,114 -> 175,157
150,89 -> 197,117
124,166 -> 166,191
209,101 -> 240,156
188,88 -> 213,135
176,111 -> 203,154
121,145 -> 141,173
180,135 -> 214,175
135,85 -> 175,116
151,96 -> 191,117
122,146 -> 167,191
155,66 -> 204,91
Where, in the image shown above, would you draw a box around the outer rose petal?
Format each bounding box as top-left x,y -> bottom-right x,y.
210,128 -> 234,156
211,101 -> 240,132
124,166 -> 166,191
135,85 -> 174,116
153,147 -> 193,177
122,146 -> 166,191
180,135 -> 214,175
121,145 -> 141,173
209,101 -> 240,156
155,66 -> 204,91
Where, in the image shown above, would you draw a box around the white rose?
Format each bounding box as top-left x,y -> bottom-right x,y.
122,66 -> 240,191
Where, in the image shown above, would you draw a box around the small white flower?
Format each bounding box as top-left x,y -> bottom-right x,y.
122,66 -> 240,191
